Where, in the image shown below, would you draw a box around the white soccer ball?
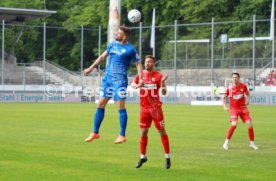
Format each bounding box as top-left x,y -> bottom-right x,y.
127,9 -> 141,23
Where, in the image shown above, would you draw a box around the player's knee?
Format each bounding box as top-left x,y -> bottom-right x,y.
98,98 -> 109,108
117,100 -> 126,110
231,121 -> 237,126
141,128 -> 148,137
245,121 -> 252,128
159,129 -> 167,136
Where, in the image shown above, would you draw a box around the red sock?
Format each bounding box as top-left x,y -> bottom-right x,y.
226,125 -> 236,139
140,136 -> 148,155
248,127 -> 254,141
161,134 -> 170,154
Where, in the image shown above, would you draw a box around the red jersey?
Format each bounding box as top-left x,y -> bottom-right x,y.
134,70 -> 163,108
224,83 -> 249,110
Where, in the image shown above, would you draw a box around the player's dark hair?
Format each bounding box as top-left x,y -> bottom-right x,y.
145,55 -> 156,62
232,72 -> 240,77
119,26 -> 131,36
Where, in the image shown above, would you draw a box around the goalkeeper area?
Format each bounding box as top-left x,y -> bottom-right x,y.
0,103 -> 275,181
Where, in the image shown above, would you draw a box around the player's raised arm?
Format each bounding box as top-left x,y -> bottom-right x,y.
135,61 -> 144,87
161,74 -> 168,96
130,82 -> 137,89
83,51 -> 108,76
131,75 -> 139,89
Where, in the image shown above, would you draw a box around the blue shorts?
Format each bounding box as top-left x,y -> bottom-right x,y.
100,75 -> 128,101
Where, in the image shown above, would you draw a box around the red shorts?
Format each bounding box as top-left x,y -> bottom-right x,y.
140,106 -> 165,131
229,108 -> 252,123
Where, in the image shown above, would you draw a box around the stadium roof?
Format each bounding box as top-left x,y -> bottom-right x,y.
0,7 -> 57,23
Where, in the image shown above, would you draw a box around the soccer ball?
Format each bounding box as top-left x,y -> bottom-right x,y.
127,9 -> 141,23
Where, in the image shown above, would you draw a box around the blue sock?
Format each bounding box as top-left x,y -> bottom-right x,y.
119,109 -> 128,136
93,108 -> 105,133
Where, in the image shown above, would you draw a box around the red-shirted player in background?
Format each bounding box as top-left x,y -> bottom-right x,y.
222,72 -> 258,150
131,55 -> 171,169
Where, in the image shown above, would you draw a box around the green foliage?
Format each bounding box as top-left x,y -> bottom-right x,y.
1,0 -> 274,70
3,26 -> 42,63
62,0 -> 109,29
233,0 -> 271,20
0,0 -> 44,9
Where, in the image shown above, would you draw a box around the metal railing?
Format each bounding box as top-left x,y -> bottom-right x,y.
1,17 -> 275,89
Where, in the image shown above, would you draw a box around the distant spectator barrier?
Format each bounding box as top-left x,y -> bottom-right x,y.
1,90 -> 276,105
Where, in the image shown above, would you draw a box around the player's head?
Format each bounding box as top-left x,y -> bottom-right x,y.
115,26 -> 130,42
145,55 -> 156,71
232,72 -> 240,85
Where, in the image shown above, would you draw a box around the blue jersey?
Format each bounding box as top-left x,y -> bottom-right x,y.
106,41 -> 140,79
101,41 -> 140,101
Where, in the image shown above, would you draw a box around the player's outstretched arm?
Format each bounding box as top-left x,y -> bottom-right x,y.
84,51 -> 108,76
131,73 -> 141,89
222,96 -> 228,111
130,81 -> 138,89
162,74 -> 168,82
135,61 -> 144,87
161,74 -> 168,95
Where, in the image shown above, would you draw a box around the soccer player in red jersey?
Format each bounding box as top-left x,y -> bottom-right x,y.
222,73 -> 258,150
131,55 -> 171,169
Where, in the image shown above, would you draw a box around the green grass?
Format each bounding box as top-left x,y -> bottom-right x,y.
0,103 -> 276,181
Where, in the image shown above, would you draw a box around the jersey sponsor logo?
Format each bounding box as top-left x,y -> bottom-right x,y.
143,83 -> 157,89
110,46 -> 123,56
233,94 -> 243,99
121,48 -> 126,53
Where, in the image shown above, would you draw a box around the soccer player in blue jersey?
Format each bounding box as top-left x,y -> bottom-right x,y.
83,26 -> 143,144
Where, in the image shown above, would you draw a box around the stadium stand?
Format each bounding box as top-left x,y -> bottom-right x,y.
1,57 -> 81,86
159,68 -> 263,86
265,69 -> 276,86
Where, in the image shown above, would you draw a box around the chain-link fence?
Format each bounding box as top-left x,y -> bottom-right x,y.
0,17 -> 275,90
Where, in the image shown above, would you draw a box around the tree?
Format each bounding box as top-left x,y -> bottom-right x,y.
1,0 -> 273,70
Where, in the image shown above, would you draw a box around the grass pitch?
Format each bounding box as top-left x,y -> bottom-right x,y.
0,103 -> 275,181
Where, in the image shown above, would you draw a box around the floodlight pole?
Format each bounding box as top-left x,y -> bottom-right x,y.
211,17 -> 214,87
185,43 -> 188,68
252,15 -> 256,91
272,0 -> 275,69
98,25 -> 101,70
151,8 -> 156,57
1,20 -> 4,88
43,22 -> 46,87
221,43 -> 224,67
273,34 -> 275,69
139,22 -> 142,61
81,25 -> 84,88
107,0 -> 121,67
98,25 -> 102,87
173,20 -> 177,91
